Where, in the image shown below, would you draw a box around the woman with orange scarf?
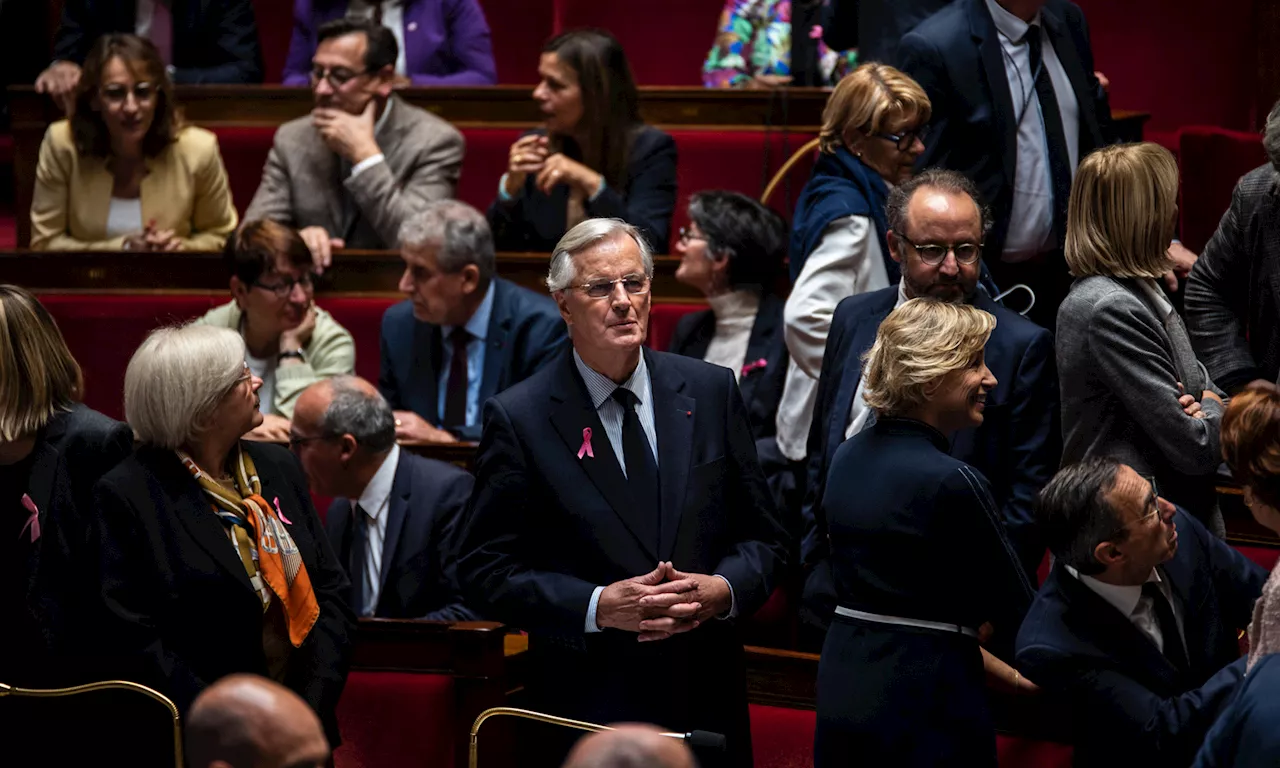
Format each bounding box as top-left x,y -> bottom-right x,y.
91,324 -> 353,750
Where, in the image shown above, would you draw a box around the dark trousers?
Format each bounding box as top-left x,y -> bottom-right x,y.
985,251 -> 1071,333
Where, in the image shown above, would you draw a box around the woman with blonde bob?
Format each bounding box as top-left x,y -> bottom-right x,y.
90,324 -> 352,748
778,62 -> 931,463
1057,142 -> 1226,531
814,298 -> 1036,766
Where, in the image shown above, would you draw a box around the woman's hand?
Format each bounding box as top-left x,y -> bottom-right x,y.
279,306 -> 316,360
505,134 -> 549,197
535,153 -> 603,197
244,413 -> 292,444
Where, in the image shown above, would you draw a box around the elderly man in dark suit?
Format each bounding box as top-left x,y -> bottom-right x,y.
800,169 -> 1058,641
1186,102 -> 1280,396
1015,458 -> 1266,768
457,218 -> 790,767
292,376 -> 476,621
897,0 -> 1112,328
380,201 -> 568,444
245,17 -> 464,266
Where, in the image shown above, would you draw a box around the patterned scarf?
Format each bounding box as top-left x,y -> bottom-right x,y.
178,446 -> 319,647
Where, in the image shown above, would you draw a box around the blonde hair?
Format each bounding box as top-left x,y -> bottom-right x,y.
819,63 -> 932,154
125,324 -> 246,449
862,299 -> 996,416
0,285 -> 83,441
1064,143 -> 1178,279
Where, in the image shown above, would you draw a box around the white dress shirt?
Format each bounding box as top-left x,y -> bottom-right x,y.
704,290 -> 761,382
845,280 -> 910,438
350,444 -> 401,617
348,0 -> 408,76
985,0 -> 1080,262
1066,565 -> 1187,655
105,197 -> 143,239
776,215 -> 891,460
245,351 -> 277,416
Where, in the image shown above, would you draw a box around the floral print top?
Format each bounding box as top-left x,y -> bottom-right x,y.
703,0 -> 858,88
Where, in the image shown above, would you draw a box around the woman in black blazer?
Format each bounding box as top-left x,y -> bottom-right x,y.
488,29 -> 677,253
670,191 -> 788,440
814,299 -> 1036,766
92,323 -> 353,748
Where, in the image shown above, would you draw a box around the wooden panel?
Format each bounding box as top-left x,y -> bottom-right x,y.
744,646 -> 819,710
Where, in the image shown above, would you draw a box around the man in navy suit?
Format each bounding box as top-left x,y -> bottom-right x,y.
292,376 -> 476,621
1193,652 -> 1280,767
457,218 -> 789,767
897,0 -> 1111,328
1016,458 -> 1267,768
380,201 -> 568,443
800,169 -> 1059,641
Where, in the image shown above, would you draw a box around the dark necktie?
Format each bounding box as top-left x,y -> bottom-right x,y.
612,388 -> 661,544
443,330 -> 471,428
1026,28 -> 1073,248
348,504 -> 369,616
1142,581 -> 1188,671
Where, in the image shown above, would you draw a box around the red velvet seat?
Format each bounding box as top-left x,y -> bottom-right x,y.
648,301 -> 705,352
1234,545 -> 1280,572
1176,126 -> 1266,253
209,125 -> 277,215
552,0 -> 723,87
334,671 -> 457,768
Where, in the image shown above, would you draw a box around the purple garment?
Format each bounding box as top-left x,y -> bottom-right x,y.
282,0 -> 497,86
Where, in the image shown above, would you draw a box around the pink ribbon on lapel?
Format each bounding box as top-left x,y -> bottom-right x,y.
19,493 -> 40,543
273,496 -> 293,526
577,428 -> 594,460
809,24 -> 824,39
741,358 -> 768,377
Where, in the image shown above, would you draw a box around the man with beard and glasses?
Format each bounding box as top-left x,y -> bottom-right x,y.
797,168 -> 1060,645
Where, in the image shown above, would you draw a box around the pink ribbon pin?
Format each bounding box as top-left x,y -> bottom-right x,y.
577,427 -> 594,460
741,358 -> 768,377
273,496 -> 293,526
19,493 -> 40,543
809,24 -> 824,39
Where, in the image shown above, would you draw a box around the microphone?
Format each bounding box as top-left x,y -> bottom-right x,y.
682,729 -> 728,752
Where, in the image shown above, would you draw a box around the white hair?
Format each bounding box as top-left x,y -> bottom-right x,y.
546,218 -> 654,293
125,324 -> 246,449
398,200 -> 496,284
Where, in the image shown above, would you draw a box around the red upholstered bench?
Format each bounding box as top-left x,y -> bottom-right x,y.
1177,126 -> 1266,253
336,671 -> 456,768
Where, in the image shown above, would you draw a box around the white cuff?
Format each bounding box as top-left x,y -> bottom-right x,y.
585,585 -> 606,633
714,574 -> 738,619
349,153 -> 386,178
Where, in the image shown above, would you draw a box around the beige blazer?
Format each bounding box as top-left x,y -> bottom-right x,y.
30,120 -> 239,251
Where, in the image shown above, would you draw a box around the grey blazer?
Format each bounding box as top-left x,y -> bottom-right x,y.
1185,164 -> 1280,395
1057,275 -> 1225,518
244,95 -> 464,249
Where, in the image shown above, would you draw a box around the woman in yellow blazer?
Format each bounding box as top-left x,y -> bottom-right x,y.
30,34 -> 237,252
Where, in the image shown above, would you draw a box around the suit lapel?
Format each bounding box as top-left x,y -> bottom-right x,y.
411,320 -> 443,425
379,454 -> 413,605
970,0 -> 1018,185
169,471 -> 258,596
1041,7 -> 1104,151
648,351 -> 695,561
547,354 -> 659,559
481,280 -> 514,406
738,295 -> 780,410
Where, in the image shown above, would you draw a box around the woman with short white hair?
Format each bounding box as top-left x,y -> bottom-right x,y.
814,298 -> 1036,766
91,323 -> 353,747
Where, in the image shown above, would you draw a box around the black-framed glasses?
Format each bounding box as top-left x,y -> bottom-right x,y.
288,433 -> 337,452
871,125 -> 930,151
100,82 -> 156,105
574,274 -> 651,299
253,273 -> 314,297
894,231 -> 983,266
678,226 -> 707,245
309,66 -> 369,89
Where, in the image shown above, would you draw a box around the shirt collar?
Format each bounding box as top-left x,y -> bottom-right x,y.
896,279 -> 909,307
1066,564 -> 1161,619
573,348 -> 651,411
985,0 -> 1040,41
446,280 -> 496,343
353,443 -> 401,522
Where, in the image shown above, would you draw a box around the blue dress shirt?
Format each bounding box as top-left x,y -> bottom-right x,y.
437,281 -> 496,427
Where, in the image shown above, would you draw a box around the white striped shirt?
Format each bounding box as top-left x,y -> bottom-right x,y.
572,349 -> 658,474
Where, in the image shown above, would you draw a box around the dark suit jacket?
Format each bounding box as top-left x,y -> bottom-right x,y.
666,292 -> 788,440
801,288 -> 1059,625
1185,164 -> 1280,395
43,404 -> 133,546
824,0 -> 953,65
1193,652 -> 1280,768
379,277 -> 568,432
52,0 -> 264,84
1015,509 -> 1266,768
897,0 -> 1111,259
487,126 -> 679,254
91,442 -> 354,742
326,449 -> 477,621
456,348 -> 789,766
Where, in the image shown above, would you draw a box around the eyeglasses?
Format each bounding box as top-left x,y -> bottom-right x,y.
100,82 -> 156,105
253,273 -> 314,297
678,227 -> 707,245
894,232 -> 983,266
288,433 -> 336,452
1118,475 -> 1164,531
309,66 -> 369,89
871,125 -> 929,151
574,274 -> 651,299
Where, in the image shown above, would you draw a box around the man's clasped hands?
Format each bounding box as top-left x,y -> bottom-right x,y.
595,561 -> 734,642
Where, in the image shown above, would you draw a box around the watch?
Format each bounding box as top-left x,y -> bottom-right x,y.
278,349 -> 306,363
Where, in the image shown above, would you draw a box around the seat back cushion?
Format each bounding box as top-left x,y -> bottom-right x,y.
334,671 -> 456,768
1177,126 -> 1267,253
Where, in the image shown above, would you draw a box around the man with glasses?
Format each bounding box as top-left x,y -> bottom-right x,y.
1015,457 -> 1266,768
195,219 -> 356,443
798,169 -> 1059,646
246,17 -> 464,269
457,218 -> 789,767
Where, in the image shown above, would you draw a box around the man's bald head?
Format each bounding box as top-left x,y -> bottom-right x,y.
186,675 -> 329,768
290,375 -> 396,497
562,725 -> 697,768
